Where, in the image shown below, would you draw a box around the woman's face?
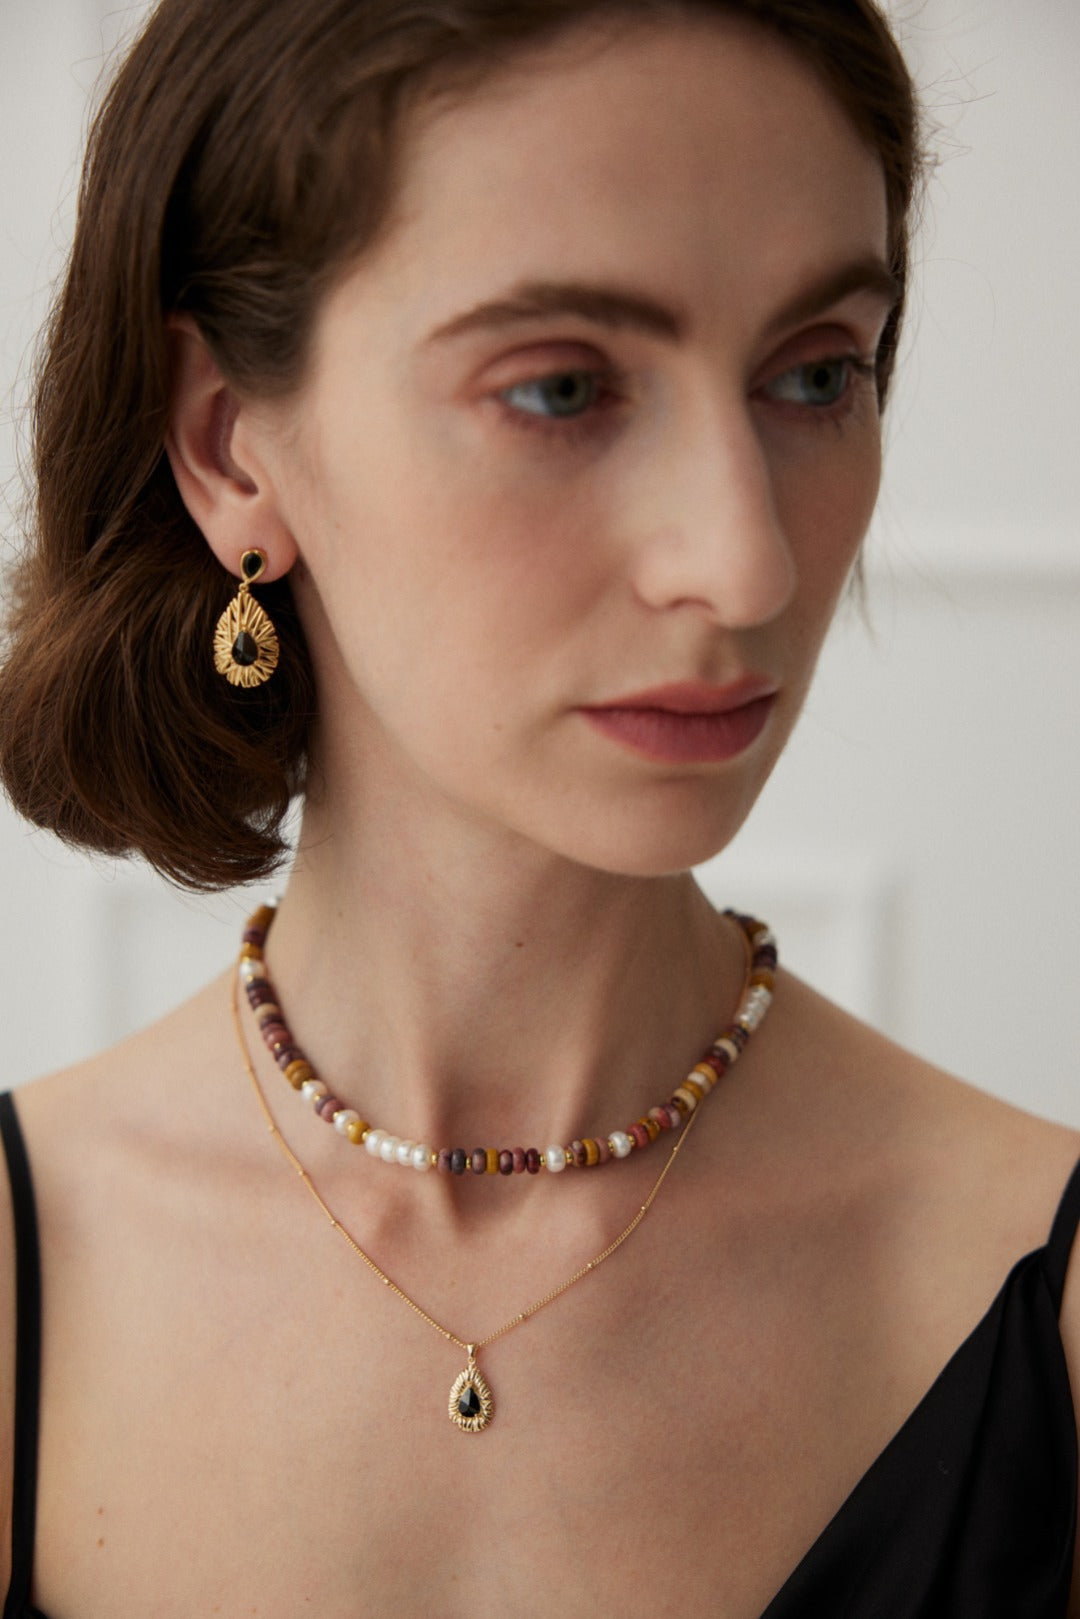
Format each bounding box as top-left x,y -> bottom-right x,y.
257,12 -> 893,875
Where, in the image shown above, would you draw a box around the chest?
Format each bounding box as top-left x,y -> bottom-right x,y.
28,1198 -> 979,1619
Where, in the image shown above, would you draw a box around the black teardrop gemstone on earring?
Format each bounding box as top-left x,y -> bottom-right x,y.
242,551 -> 265,582
231,631 -> 259,667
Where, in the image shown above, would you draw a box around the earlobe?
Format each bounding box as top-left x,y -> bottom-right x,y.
164,315 -> 296,578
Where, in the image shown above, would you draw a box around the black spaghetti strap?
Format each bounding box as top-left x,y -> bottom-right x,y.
0,1092 -> 41,1617
1043,1153 -> 1080,1316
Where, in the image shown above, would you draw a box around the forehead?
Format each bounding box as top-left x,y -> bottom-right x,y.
326,12 -> 887,349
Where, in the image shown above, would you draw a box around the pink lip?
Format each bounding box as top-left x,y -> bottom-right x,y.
578,678 -> 779,764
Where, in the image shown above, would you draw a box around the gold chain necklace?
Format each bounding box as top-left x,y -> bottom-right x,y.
230,920 -> 774,1432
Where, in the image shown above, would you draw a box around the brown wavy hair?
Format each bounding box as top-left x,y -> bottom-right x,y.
0,0 -> 921,891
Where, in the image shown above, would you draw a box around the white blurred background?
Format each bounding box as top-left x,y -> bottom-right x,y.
1,1 -> 1077,1117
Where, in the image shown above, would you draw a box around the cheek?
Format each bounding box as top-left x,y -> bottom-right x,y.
289,418 -> 609,733
777,427 -> 882,617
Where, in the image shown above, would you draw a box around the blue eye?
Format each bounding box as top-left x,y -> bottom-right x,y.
500,370 -> 601,420
765,359 -> 856,408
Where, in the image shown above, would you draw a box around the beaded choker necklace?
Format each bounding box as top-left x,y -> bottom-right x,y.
238,902 -> 777,1179
232,902 -> 778,1431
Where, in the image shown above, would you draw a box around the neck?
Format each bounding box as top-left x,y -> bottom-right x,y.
249,791 -> 746,1163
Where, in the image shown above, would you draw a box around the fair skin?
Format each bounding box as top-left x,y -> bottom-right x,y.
3,14 -> 1080,1618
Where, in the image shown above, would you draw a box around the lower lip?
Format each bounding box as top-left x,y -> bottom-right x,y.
580,694 -> 776,764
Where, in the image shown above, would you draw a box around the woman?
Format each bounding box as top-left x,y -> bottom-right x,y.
1,0 -> 1077,1613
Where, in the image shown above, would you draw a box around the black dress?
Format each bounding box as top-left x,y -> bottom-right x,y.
2,1089 -> 1077,1617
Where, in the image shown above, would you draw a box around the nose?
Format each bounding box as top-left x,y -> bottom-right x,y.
628,393 -> 796,628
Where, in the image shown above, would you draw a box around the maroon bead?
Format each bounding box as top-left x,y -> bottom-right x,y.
595,1136 -> 611,1164
628,1123 -> 650,1151
663,1104 -> 682,1129
571,1140 -> 588,1167
450,1149 -> 467,1175
753,944 -> 778,969
242,927 -> 266,946
512,1148 -> 526,1174
525,1148 -> 541,1174
318,1097 -> 342,1120
437,1149 -> 453,1174
259,1021 -> 288,1043
470,1149 -> 487,1175
498,1151 -> 514,1175
275,1047 -> 303,1069
707,1045 -> 730,1069
700,1054 -> 725,1079
247,984 -> 275,1008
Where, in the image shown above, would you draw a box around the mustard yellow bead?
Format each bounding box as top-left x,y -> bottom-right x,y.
249,905 -> 276,931
750,968 -> 775,991
486,1148 -> 499,1175
584,1138 -> 600,1166
682,1076 -> 705,1103
284,1060 -> 313,1090
673,1086 -> 698,1113
691,1063 -> 716,1092
346,1119 -> 370,1145
239,941 -> 262,961
638,1117 -> 661,1143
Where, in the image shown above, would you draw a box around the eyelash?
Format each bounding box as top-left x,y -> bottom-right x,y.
493,356 -> 878,444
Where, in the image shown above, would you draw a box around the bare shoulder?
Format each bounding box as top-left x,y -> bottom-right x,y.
762,968 -> 1080,1299
0,968 -> 247,1601
2,966 -> 252,1357
12,966 -> 251,1197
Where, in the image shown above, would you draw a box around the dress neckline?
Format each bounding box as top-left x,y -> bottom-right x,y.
757,1237 -> 1065,1616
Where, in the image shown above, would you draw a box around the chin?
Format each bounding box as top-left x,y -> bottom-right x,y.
528,786 -> 762,880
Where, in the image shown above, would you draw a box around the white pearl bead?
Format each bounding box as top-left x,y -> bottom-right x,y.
545,1145 -> 567,1173
333,1109 -> 360,1134
301,1080 -> 328,1106
411,1143 -> 432,1171
608,1131 -> 632,1159
379,1135 -> 399,1163
364,1129 -> 386,1158
395,1139 -> 415,1167
738,985 -> 771,1032
239,957 -> 262,983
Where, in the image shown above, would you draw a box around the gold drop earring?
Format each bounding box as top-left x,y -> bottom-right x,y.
213,549 -> 280,687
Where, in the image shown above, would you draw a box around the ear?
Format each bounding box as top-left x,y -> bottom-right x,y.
164,316 -> 298,580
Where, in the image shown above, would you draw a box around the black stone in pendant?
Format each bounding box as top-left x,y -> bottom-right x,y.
242,551 -> 264,580
231,631 -> 259,667
457,1384 -> 482,1419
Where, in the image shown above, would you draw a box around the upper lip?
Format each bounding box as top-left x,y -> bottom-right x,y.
582,677 -> 779,715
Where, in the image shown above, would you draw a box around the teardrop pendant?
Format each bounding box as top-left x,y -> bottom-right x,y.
449,1347 -> 494,1433
213,552 -> 280,688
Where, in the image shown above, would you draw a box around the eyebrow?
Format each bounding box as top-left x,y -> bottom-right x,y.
423,259 -> 901,349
